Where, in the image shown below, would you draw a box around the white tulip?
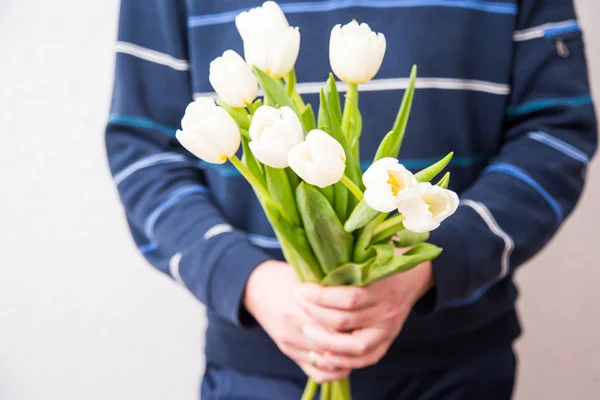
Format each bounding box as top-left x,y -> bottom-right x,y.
235,1 -> 300,78
396,182 -> 459,233
362,158 -> 418,212
248,105 -> 304,168
235,1 -> 289,41
209,50 -> 258,108
176,98 -> 240,164
329,21 -> 386,84
288,130 -> 346,188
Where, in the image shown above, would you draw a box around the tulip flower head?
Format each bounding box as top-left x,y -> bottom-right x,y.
235,1 -> 300,78
329,21 -> 386,84
209,50 -> 258,108
396,182 -> 459,233
288,130 -> 346,188
362,158 -> 418,212
248,105 -> 305,168
176,98 -> 241,164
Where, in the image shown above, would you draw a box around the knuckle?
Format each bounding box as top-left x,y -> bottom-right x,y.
353,341 -> 370,356
332,315 -> 352,331
344,290 -> 364,309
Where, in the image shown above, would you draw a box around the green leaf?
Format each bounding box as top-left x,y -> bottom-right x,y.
394,228 -> 430,248
265,166 -> 300,225
344,199 -> 380,232
353,213 -> 387,263
248,98 -> 262,115
318,88 -> 363,212
333,181 -> 348,221
300,103 -> 316,133
365,243 -> 442,284
350,106 -> 363,160
325,73 -> 342,123
436,172 -> 450,189
320,184 -> 334,205
318,89 -> 348,149
286,168 -> 301,191
217,100 -> 250,130
372,243 -> 395,266
341,82 -> 358,139
321,260 -> 373,286
371,213 -> 404,244
241,136 -> 265,187
253,66 -> 296,112
373,65 -> 417,161
413,152 -> 454,182
285,69 -> 297,97
296,183 -> 353,273
262,199 -> 323,280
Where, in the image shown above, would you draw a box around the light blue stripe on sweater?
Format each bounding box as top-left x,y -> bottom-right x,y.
544,22 -> 580,38
109,115 -> 178,136
144,185 -> 208,243
188,0 -> 517,28
507,95 -> 592,117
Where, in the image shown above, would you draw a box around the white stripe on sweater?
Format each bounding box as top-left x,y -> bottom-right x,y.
114,153 -> 187,186
513,19 -> 577,41
461,199 -> 513,280
169,253 -> 186,287
115,41 -> 190,71
204,224 -> 234,240
194,77 -> 510,99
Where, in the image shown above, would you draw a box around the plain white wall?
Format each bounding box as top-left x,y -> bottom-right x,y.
0,1 -> 597,399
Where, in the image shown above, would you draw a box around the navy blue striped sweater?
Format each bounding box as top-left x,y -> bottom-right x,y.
106,0 -> 597,379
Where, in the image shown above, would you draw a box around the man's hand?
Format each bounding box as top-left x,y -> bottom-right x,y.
243,260 -> 352,383
295,261 -> 433,370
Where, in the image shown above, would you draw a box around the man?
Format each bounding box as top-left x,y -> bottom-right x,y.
105,0 -> 596,398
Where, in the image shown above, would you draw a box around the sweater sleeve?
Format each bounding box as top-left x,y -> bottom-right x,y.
427,0 -> 597,309
105,0 -> 271,325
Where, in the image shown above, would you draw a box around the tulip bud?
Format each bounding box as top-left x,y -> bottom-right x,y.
362,158 -> 418,212
248,105 -> 304,168
235,1 -> 300,78
288,130 -> 346,188
176,98 -> 241,164
329,21 -> 386,84
209,50 -> 258,108
396,182 -> 459,233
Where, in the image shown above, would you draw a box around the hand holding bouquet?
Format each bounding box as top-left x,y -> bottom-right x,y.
176,2 -> 458,399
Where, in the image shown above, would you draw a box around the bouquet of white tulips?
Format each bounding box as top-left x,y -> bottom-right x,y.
176,2 -> 458,399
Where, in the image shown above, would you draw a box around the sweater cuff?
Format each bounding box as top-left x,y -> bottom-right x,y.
206,240 -> 273,327
416,210 -> 474,313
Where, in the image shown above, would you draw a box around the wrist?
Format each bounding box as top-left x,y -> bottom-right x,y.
411,261 -> 434,303
243,259 -> 281,318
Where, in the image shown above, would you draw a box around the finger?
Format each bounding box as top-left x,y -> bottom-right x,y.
280,343 -> 339,372
298,363 -> 351,384
298,296 -> 382,331
302,324 -> 388,357
325,342 -> 390,370
296,283 -> 376,311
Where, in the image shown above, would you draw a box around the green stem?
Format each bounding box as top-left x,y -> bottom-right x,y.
229,155 -> 271,201
341,83 -> 358,136
301,378 -> 318,400
373,213 -> 405,238
239,127 -> 251,140
319,382 -> 331,400
340,175 -> 363,201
